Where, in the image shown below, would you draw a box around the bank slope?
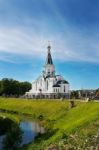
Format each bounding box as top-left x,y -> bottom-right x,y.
0,98 -> 99,149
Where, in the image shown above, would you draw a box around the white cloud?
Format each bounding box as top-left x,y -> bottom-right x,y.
0,26 -> 99,63
0,27 -> 44,55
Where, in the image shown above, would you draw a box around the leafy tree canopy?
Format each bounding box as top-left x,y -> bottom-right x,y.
0,78 -> 31,97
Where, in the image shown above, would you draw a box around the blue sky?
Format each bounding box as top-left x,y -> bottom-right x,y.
0,0 -> 99,90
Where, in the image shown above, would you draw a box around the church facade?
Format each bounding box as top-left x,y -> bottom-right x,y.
26,45 -> 70,99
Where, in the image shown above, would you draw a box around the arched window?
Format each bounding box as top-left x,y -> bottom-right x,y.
64,86 -> 65,92
47,80 -> 48,90
58,88 -> 59,93
48,69 -> 50,75
36,82 -> 37,91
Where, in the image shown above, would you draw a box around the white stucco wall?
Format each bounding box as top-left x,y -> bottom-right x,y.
28,75 -> 70,95
43,64 -> 55,76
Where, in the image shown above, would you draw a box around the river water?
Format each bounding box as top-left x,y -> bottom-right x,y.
0,119 -> 45,150
20,120 -> 45,145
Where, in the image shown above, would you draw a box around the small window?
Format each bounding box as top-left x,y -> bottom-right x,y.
48,69 -> 50,74
47,81 -> 48,90
58,88 -> 59,93
36,82 -> 37,91
48,72 -> 50,74
64,86 -> 65,92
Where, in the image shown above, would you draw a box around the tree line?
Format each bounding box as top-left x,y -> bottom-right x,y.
0,78 -> 31,97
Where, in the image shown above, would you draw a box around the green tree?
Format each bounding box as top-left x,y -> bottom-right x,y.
70,90 -> 79,99
0,78 -> 31,97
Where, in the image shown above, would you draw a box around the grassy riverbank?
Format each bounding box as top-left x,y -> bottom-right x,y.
0,112 -> 20,124
0,98 -> 99,149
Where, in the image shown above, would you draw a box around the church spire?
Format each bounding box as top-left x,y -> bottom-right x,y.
45,44 -> 53,65
43,44 -> 55,77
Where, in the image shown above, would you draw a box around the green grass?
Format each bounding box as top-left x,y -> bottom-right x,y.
0,112 -> 20,124
0,98 -> 99,149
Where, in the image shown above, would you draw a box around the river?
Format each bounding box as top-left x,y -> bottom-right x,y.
0,116 -> 45,150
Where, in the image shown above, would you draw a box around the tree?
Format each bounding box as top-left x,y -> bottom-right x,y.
70,90 -> 79,99
95,89 -> 99,99
0,78 -> 31,97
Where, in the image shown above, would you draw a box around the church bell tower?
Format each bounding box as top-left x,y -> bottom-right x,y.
43,44 -> 55,77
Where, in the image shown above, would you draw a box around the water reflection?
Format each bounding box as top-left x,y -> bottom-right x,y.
0,135 -> 5,150
0,118 -> 45,150
20,121 -> 45,146
3,123 -> 23,150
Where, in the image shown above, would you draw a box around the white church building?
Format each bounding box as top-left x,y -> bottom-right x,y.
26,45 -> 70,99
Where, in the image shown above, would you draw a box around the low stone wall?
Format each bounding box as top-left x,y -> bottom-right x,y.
25,93 -> 70,99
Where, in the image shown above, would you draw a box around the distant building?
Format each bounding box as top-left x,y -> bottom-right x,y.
79,89 -> 96,99
70,89 -> 96,99
26,45 -> 70,99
